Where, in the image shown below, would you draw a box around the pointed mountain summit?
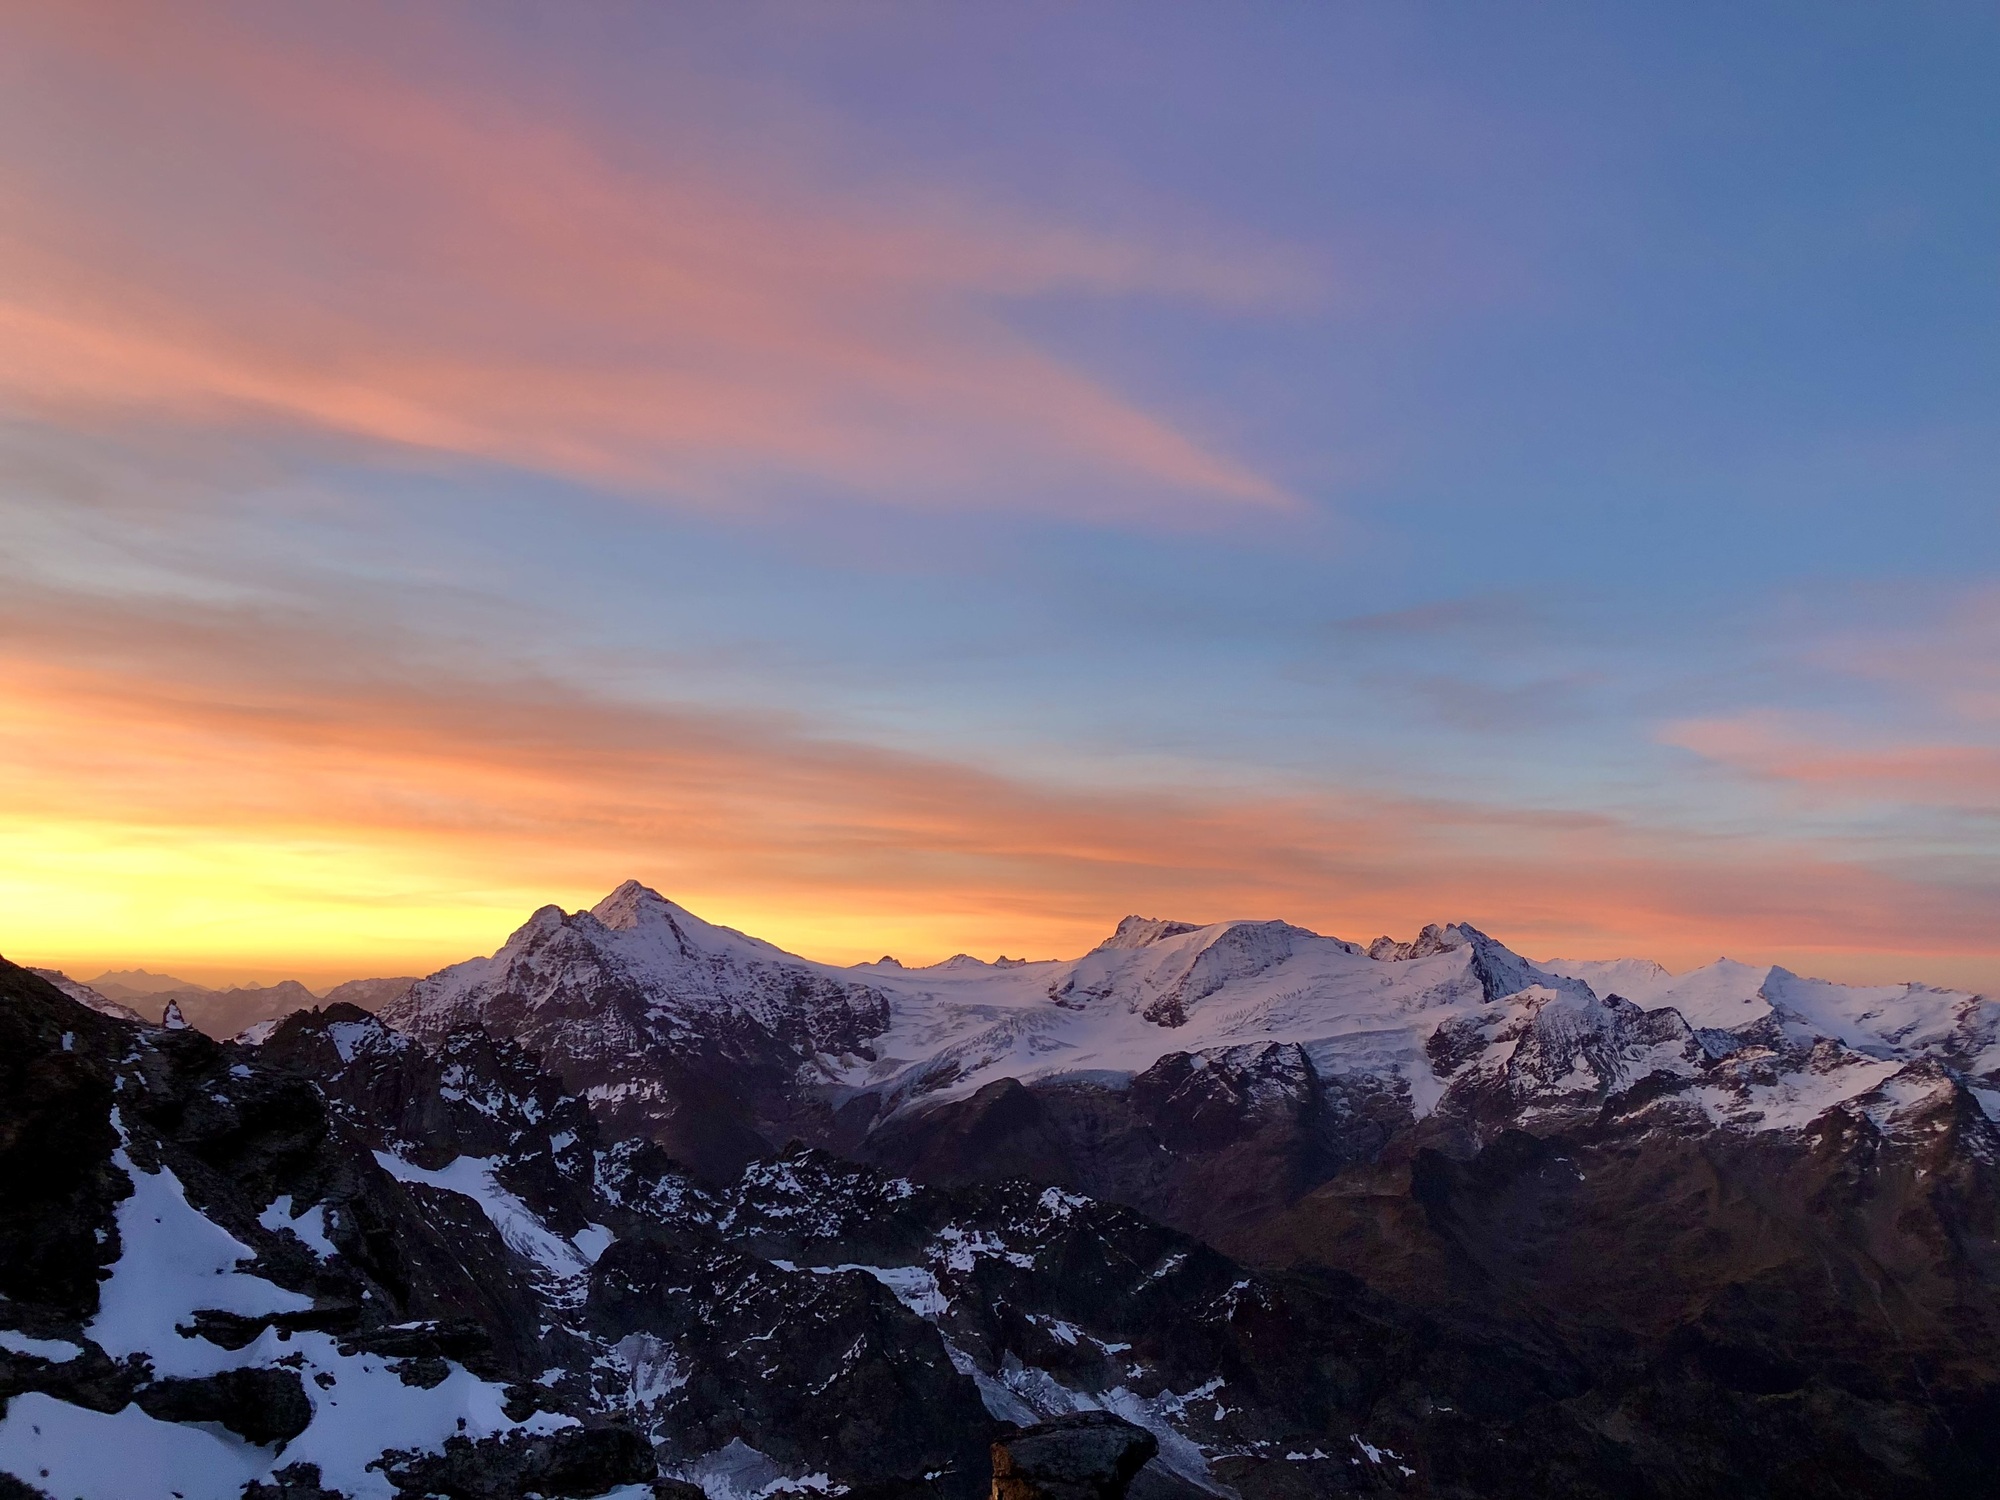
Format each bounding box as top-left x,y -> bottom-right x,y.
584,877 -> 789,957
383,882 -> 894,1176
386,880 -> 886,1043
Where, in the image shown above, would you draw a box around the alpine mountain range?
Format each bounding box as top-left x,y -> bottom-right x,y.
4,880 -> 1997,1500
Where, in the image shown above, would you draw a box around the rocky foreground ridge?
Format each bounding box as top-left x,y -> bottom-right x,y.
5,884 -> 2000,1497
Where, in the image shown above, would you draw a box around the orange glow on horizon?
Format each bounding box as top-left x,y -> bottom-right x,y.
5,591 -> 1998,996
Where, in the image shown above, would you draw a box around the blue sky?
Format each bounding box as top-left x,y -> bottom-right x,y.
3,2 -> 1996,984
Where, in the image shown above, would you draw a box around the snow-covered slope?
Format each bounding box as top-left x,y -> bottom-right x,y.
1537,956 -> 1676,1005
0,964 -> 660,1500
1552,954 -> 1998,1072
832,917 -> 1596,1124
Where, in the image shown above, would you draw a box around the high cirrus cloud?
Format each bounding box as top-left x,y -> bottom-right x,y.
1665,589 -> 2000,813
1667,712 -> 2000,811
0,2 -> 1306,522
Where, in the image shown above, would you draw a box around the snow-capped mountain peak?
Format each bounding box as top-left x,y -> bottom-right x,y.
588,877 -> 676,930
380,884 -> 895,1169
585,878 -> 788,960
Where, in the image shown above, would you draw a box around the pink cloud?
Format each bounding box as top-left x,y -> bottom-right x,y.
0,2 -> 1309,522
1816,586 -> 2000,725
1665,710 -> 2000,810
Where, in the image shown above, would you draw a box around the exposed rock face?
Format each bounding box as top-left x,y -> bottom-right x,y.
990,1412 -> 1158,1500
0,960 -> 624,1497
859,1045 -> 1413,1248
259,1002 -> 605,1241
0,966 -> 131,1315
585,1235 -> 991,1490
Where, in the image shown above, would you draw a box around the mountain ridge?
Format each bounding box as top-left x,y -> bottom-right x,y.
6,873 -> 2000,1496
381,881 -> 1998,1169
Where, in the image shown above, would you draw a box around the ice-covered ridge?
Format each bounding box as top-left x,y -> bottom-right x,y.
1552,955 -> 1994,1070
821,915 -> 1602,1116
384,882 -> 1997,1138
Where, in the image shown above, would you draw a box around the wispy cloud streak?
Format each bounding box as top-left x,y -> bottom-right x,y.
1666,589 -> 2000,814
0,2 -> 1304,521
1669,713 -> 2000,810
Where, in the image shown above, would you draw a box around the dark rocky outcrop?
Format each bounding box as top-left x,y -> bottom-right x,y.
372,1426 -> 656,1500
990,1413 -> 1157,1500
242,1464 -> 368,1498
0,961 -> 130,1315
135,1367 -> 313,1446
260,1004 -> 603,1238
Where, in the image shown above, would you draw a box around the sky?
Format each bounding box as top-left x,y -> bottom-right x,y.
4,0 -> 1998,990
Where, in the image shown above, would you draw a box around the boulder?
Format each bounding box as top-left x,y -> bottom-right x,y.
990,1413 -> 1158,1500
135,1367 -> 313,1447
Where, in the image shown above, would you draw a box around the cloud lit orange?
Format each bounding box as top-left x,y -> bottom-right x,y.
6,574 -> 1997,991
1668,709 -> 2000,810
